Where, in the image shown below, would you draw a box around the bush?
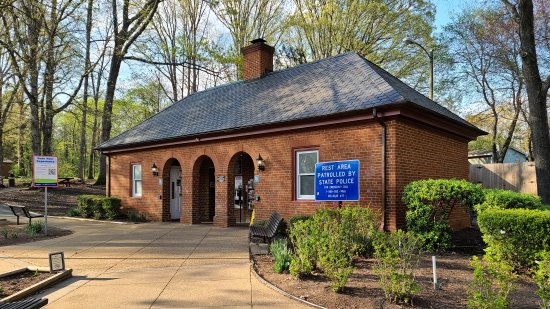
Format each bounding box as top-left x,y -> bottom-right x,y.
269,239 -> 291,273
373,230 -> 422,304
478,209 -> 550,269
26,221 -> 43,236
67,207 -> 81,217
467,256 -> 515,309
77,195 -> 121,220
127,210 -> 147,222
403,179 -> 483,251
288,206 -> 379,292
535,251 -> 550,308
476,189 -> 542,213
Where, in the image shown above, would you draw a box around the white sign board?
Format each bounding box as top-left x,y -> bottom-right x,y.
33,156 -> 58,187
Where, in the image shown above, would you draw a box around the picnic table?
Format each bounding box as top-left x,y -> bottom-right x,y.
58,177 -> 74,187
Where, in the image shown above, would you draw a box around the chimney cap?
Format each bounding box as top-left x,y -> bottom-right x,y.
250,38 -> 267,44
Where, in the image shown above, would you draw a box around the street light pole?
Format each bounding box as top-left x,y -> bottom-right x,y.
403,38 -> 434,100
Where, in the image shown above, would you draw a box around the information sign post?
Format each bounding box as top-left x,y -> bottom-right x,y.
315,160 -> 360,203
33,156 -> 58,235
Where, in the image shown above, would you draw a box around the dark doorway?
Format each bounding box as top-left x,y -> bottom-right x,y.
228,152 -> 255,224
208,167 -> 215,221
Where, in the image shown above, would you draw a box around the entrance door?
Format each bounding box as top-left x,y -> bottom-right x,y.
170,166 -> 182,220
208,167 -> 215,221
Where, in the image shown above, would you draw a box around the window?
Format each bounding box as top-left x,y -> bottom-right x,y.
296,150 -> 318,200
132,164 -> 142,197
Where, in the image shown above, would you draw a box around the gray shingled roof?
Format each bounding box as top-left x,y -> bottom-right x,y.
99,52 -> 481,150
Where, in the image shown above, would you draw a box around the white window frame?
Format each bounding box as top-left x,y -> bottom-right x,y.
132,164 -> 142,197
296,149 -> 318,200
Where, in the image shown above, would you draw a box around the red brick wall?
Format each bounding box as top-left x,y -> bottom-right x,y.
387,119 -> 471,230
242,43 -> 274,80
107,117 -> 471,229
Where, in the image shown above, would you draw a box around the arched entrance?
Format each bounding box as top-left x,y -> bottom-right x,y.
162,158 -> 182,221
227,152 -> 255,224
192,155 -> 216,223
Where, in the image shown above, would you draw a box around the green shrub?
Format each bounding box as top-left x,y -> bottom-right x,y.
26,221 -> 43,236
66,207 -> 81,217
467,256 -> 515,309
373,230 -> 422,304
1,228 -> 8,239
535,251 -> 550,308
289,215 -> 311,226
476,189 -> 542,213
127,210 -> 147,222
288,206 -> 379,292
478,209 -> 550,268
77,195 -> 121,220
269,239 -> 291,273
403,179 -> 483,251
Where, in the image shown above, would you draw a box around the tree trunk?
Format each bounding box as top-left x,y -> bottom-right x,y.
79,0 -> 93,180
516,0 -> 550,203
17,101 -> 26,176
96,55 -> 122,185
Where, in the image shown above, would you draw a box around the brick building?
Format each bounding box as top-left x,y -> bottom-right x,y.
98,39 -> 485,230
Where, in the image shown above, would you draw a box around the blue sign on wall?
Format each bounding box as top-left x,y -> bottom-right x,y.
315,160 -> 360,201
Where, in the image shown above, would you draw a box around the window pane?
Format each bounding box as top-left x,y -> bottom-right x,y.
300,175 -> 314,196
133,165 -> 142,180
134,180 -> 142,196
298,152 -> 318,174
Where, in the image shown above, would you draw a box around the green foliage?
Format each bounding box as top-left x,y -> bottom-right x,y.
25,221 -> 43,236
1,228 -> 8,239
77,195 -> 121,220
467,256 -> 515,309
289,215 -> 311,227
67,207 -> 81,217
127,210 -> 147,222
288,206 -> 379,292
269,239 -> 291,273
373,230 -> 422,304
535,251 -> 550,308
477,209 -> 550,269
476,189 -> 542,213
403,179 -> 483,251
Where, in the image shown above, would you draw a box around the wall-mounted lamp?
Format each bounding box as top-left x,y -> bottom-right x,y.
256,154 -> 265,171
152,163 -> 159,176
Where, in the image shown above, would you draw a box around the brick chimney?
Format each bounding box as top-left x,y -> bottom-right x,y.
241,38 -> 275,80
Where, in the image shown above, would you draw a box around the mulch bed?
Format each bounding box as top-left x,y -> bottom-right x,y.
0,270 -> 54,298
0,184 -> 105,216
253,229 -> 541,308
0,220 -> 72,247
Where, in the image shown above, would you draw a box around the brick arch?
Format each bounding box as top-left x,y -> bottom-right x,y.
188,149 -> 221,172
226,151 -> 256,225
190,155 -> 216,224
161,158 -> 182,222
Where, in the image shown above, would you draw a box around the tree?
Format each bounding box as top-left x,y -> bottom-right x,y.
441,7 -> 524,163
0,45 -> 19,167
97,0 -> 164,185
502,0 -> 550,203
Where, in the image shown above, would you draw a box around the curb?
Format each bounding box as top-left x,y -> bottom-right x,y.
0,267 -> 72,302
249,244 -> 327,309
51,216 -> 136,225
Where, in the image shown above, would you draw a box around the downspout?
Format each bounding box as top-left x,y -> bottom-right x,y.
107,154 -> 111,197
373,108 -> 387,231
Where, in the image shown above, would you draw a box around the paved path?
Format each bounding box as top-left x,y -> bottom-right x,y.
0,217 -> 306,308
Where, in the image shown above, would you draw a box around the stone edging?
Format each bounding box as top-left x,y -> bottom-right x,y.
0,267 -> 72,302
248,245 -> 327,309
51,216 -> 136,225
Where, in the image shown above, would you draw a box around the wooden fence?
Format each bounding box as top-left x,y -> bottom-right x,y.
469,162 -> 538,195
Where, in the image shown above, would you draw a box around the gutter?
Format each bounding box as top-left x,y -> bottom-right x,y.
373,108 -> 387,231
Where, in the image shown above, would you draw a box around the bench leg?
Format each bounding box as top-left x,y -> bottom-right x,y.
16,216 -> 19,225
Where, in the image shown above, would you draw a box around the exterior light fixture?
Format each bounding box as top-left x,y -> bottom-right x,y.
152,163 -> 159,176
256,154 -> 265,171
403,37 -> 434,100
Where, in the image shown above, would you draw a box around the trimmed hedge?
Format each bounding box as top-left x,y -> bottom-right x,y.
478,209 -> 550,268
476,189 -> 542,213
403,179 -> 483,251
77,195 -> 121,220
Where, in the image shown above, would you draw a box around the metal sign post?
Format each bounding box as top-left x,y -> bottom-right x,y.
33,156 -> 58,236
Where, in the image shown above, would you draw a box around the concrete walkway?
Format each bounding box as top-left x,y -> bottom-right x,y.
0,217 -> 307,308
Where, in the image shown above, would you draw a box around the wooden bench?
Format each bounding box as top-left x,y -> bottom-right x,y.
0,298 -> 48,309
249,212 -> 283,243
1,204 -> 44,225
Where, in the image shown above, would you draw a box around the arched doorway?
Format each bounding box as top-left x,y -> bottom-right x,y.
162,158 -> 182,221
192,156 -> 216,223
227,152 -> 255,224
